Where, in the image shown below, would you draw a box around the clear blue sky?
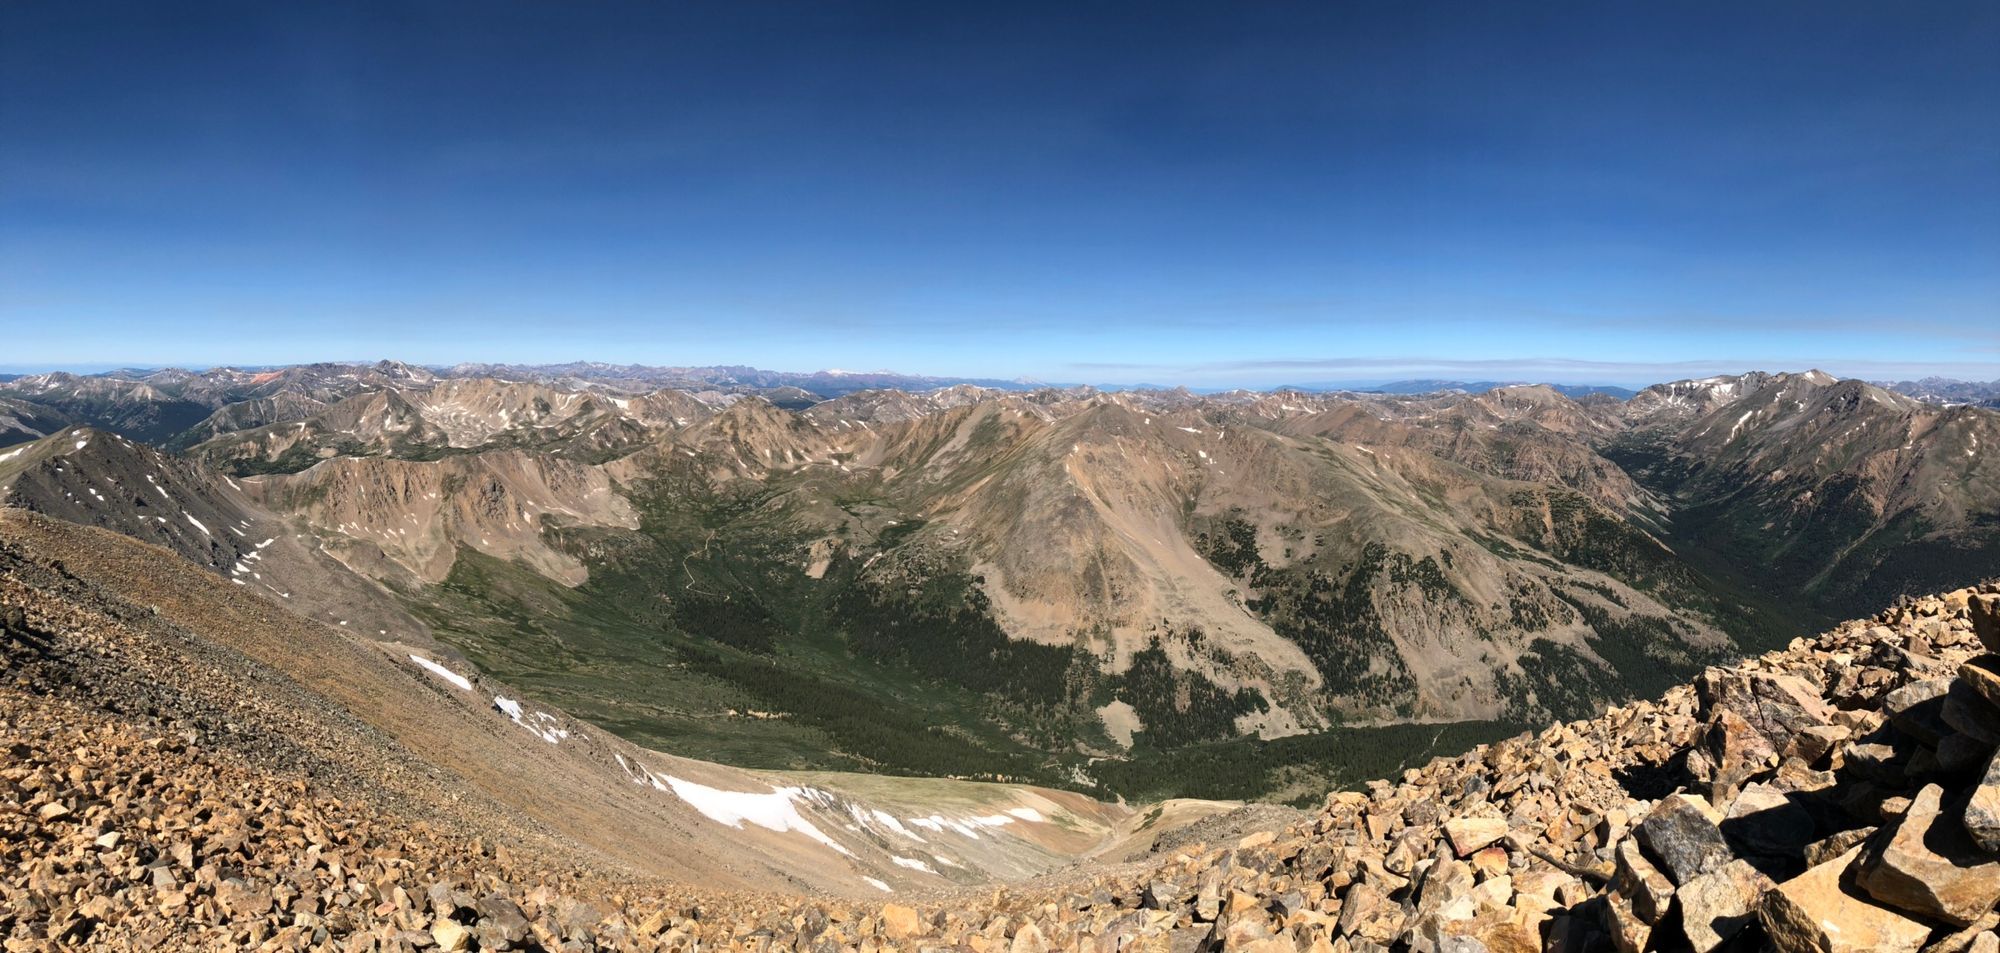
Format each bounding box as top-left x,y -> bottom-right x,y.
3,2 -> 1996,387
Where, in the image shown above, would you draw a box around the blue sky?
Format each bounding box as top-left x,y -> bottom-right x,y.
3,2 -> 1997,387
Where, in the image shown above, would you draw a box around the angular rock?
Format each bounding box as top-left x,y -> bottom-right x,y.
1946,680 -> 2000,747
1604,893 -> 1650,953
1786,724 -> 1851,766
1698,669 -> 1834,748
431,920 -> 472,952
880,903 -> 923,939
1612,839 -> 1674,925
1858,783 -> 2000,925
1706,708 -> 1780,800
1938,731 -> 1995,775
1721,782 -> 1815,856
1885,678 -> 1954,746
1962,656 -> 2000,711
1760,846 -> 1933,953
1444,815 -> 1508,858
1143,880 -> 1187,911
1971,748 -> 2000,854
1635,793 -> 1734,885
1970,593 -> 2000,654
1804,827 -> 1877,868
1677,858 -> 1772,953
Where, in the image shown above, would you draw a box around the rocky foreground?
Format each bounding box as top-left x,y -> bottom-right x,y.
7,589 -> 2000,951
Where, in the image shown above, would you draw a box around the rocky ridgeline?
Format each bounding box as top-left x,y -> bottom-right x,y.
7,589 -> 2000,951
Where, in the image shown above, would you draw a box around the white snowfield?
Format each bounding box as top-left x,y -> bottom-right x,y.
493,695 -> 570,744
408,654 -> 473,691
656,774 -> 852,856
906,812 -> 1021,839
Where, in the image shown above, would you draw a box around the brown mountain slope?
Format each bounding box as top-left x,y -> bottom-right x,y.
6,533 -> 1996,950
0,509 -> 1253,903
239,450 -> 639,587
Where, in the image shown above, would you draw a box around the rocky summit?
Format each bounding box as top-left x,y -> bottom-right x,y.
8,562 -> 2000,949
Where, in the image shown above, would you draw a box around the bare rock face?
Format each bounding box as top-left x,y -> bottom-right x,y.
1760,846 -> 1935,953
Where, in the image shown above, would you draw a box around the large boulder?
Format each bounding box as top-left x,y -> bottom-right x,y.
1884,678 -> 1954,747
1942,681 -> 2000,746
1965,749 -> 2000,855
1857,784 -> 2000,925
1759,846 -> 1934,953
1697,669 -> 1834,750
1969,593 -> 2000,654
1635,794 -> 1734,885
1443,815 -> 1509,858
1962,656 -> 2000,711
1677,859 -> 1772,953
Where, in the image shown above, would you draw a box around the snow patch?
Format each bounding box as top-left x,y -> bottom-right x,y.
867,809 -> 924,841
493,696 -> 569,743
891,856 -> 938,875
658,775 -> 852,856
408,654 -> 472,691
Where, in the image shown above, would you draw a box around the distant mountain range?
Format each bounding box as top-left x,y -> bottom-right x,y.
1338,379 -> 1640,399
5,361 -> 2000,801
1873,376 -> 2000,407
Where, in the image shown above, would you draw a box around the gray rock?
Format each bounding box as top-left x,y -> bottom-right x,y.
1945,680 -> 2000,746
1721,782 -> 1816,856
1885,678 -> 1953,746
1635,793 -> 1734,885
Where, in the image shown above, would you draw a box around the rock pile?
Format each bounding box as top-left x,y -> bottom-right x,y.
7,584 -> 2000,950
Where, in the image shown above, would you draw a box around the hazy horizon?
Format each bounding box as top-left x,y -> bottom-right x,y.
3,357 -> 1997,393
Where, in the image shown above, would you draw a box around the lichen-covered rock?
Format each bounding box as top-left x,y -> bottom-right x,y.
1635,794 -> 1733,885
